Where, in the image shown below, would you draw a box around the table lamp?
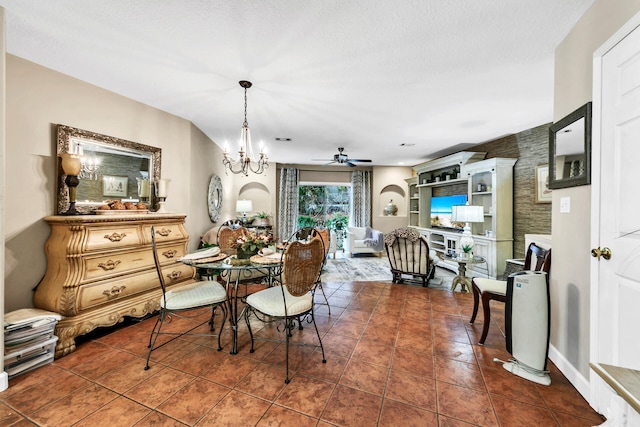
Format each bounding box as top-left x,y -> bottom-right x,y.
236,199 -> 253,223
451,204 -> 484,256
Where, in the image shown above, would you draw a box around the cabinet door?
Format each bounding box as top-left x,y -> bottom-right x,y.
445,236 -> 459,256
469,240 -> 492,278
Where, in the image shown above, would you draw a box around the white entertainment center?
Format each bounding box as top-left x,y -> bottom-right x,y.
406,152 -> 517,279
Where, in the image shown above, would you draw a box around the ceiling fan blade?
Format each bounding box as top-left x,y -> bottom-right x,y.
349,159 -> 372,163
324,161 -> 337,166
345,161 -> 357,167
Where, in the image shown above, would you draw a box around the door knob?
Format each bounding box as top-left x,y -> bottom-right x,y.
591,247 -> 612,260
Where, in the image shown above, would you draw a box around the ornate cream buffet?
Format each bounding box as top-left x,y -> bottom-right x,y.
34,214 -> 196,358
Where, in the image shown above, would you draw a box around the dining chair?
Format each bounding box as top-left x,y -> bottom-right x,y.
217,224 -> 249,256
470,242 -> 551,345
310,227 -> 332,314
243,235 -> 326,383
144,226 -> 229,370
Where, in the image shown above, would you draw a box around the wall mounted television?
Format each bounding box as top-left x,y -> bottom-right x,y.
430,194 -> 467,230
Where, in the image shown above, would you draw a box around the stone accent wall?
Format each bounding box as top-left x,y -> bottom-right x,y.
432,183 -> 467,197
469,123 -> 552,258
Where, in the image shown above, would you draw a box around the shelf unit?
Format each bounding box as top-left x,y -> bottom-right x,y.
465,158 -> 517,240
405,177 -> 420,227
406,153 -> 517,279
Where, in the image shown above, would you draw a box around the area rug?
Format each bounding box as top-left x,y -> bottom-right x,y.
321,256 -> 393,282
321,255 -> 456,290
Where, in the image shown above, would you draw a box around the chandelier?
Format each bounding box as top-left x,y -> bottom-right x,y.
222,80 -> 269,176
79,155 -> 101,180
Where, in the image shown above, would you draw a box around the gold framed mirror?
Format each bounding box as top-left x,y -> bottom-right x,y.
56,125 -> 161,214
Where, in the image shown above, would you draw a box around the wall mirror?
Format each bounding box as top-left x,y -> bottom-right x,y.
56,124 -> 161,214
548,102 -> 592,189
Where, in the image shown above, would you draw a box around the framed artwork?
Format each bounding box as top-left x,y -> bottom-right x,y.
103,175 -> 128,197
535,165 -> 552,203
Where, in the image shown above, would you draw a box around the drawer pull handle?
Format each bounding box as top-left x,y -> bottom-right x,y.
157,228 -> 172,237
162,249 -> 178,259
98,260 -> 121,271
167,271 -> 182,280
103,286 -> 126,299
104,232 -> 126,242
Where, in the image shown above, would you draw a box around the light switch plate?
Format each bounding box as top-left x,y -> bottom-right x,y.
560,196 -> 571,213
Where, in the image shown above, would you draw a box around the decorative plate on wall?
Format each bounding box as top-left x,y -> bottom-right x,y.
208,174 -> 223,223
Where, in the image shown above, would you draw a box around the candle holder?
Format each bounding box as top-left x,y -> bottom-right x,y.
155,179 -> 170,213
137,177 -> 150,204
59,153 -> 82,215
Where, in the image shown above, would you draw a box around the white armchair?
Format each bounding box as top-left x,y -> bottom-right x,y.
345,226 -> 384,257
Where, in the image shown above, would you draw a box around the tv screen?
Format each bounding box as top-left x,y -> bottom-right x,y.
430,194 -> 467,229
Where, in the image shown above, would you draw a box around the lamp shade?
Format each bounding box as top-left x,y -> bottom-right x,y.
60,153 -> 82,176
451,205 -> 484,223
236,199 -> 253,214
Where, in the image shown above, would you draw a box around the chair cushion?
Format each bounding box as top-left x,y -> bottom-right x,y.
161,280 -> 227,310
246,285 -> 312,317
474,278 -> 507,295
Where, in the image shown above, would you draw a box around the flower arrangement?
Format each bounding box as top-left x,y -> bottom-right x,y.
230,230 -> 274,252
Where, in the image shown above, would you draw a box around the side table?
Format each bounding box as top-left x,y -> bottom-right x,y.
445,255 -> 487,293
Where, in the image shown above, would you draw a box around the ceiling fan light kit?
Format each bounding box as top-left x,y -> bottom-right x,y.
314,147 -> 372,167
222,80 -> 269,176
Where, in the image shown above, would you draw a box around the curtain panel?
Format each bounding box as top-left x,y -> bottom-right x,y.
277,168 -> 299,241
350,170 -> 371,227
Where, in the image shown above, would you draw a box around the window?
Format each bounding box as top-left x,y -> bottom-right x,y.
298,184 -> 351,227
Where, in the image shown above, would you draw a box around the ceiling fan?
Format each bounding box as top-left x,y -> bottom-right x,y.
313,147 -> 372,167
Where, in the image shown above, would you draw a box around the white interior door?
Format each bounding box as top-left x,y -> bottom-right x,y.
591,18 -> 640,418
595,21 -> 640,370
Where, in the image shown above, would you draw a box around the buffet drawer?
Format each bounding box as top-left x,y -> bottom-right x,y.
82,248 -> 153,281
141,224 -> 186,243
84,225 -> 142,251
77,263 -> 195,311
80,242 -> 187,282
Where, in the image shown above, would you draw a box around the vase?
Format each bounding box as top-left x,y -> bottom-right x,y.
384,200 -> 398,216
237,247 -> 259,259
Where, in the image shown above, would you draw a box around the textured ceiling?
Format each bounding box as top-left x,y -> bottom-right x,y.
0,0 -> 595,166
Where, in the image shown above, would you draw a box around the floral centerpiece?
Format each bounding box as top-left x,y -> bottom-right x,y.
230,230 -> 274,258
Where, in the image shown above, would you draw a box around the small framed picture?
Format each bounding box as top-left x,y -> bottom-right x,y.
103,175 -> 128,197
535,165 -> 552,203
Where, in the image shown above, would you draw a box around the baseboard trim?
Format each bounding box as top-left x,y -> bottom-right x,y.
549,344 -> 590,400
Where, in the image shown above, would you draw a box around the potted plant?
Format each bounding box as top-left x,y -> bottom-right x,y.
461,243 -> 473,259
326,213 -> 348,231
253,211 -> 272,227
297,215 -> 316,229
327,213 -> 349,251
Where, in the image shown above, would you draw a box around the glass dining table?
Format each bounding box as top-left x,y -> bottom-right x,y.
181,252 -> 283,354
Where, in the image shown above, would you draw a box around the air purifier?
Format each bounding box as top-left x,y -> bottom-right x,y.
500,271 -> 551,385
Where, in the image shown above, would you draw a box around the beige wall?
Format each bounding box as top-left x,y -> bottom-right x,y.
1,7 -> 7,377
552,0 -> 640,379
3,55 -> 239,311
372,166 -> 413,234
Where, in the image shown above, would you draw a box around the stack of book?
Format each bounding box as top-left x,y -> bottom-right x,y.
4,308 -> 61,378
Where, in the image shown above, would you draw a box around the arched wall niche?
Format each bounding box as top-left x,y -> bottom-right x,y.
379,184 -> 406,216
238,182 -> 271,216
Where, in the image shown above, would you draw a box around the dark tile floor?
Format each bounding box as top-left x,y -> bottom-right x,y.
0,278 -> 604,426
